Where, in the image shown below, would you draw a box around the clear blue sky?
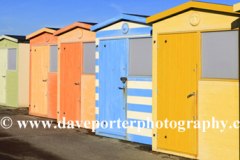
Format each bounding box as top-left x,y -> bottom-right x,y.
0,0 -> 239,36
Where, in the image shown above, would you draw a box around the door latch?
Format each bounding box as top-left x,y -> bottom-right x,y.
42,79 -> 47,82
2,75 -> 6,78
118,87 -> 124,89
120,77 -> 127,83
75,82 -> 80,85
187,92 -> 196,98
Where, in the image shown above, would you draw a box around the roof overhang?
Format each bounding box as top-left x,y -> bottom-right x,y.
91,14 -> 148,31
0,35 -> 18,43
53,22 -> 93,36
26,28 -> 58,40
147,1 -> 240,24
233,3 -> 240,12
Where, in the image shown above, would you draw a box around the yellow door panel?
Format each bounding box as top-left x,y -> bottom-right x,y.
31,46 -> 49,115
157,33 -> 198,155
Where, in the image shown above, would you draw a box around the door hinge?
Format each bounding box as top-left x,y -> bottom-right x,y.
59,49 -> 61,54
31,78 -> 32,81
157,133 -> 158,139
60,80 -> 61,84
157,88 -> 158,94
157,43 -> 158,50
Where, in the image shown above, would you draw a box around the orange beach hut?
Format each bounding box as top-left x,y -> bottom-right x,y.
53,22 -> 96,128
27,27 -> 59,119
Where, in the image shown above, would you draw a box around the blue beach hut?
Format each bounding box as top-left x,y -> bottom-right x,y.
91,13 -> 153,145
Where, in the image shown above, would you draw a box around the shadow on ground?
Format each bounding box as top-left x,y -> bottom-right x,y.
0,106 -> 191,160
0,131 -> 63,160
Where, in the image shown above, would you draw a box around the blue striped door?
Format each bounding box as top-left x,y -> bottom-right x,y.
99,39 -> 127,137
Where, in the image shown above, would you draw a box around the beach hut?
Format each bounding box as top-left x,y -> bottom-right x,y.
147,1 -> 239,159
0,35 -> 29,108
91,14 -> 152,144
53,22 -> 96,129
27,28 -> 59,119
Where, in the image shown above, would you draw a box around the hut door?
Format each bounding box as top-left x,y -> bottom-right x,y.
31,46 -> 49,115
99,39 -> 127,137
0,49 -> 7,104
157,33 -> 197,155
60,43 -> 82,123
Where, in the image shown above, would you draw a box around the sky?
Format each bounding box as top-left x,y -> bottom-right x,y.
0,0 -> 239,36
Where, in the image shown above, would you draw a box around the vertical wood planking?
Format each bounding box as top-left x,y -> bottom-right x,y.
0,48 -> 7,104
48,72 -> 57,119
60,43 -> 82,123
81,74 -> 95,129
31,45 -> 49,115
157,33 -> 198,155
18,43 -> 30,107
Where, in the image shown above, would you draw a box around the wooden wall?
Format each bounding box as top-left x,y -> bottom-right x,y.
198,80 -> 239,160
18,43 -> 30,107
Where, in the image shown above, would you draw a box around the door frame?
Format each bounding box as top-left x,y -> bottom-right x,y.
153,31 -> 199,159
97,38 -> 128,139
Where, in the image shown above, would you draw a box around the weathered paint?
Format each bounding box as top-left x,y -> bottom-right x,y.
81,74 -> 95,129
0,48 -> 7,105
18,43 -> 30,107
27,28 -> 58,118
98,39 -> 127,137
147,1 -> 240,159
91,14 -> 153,144
55,22 -> 96,128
